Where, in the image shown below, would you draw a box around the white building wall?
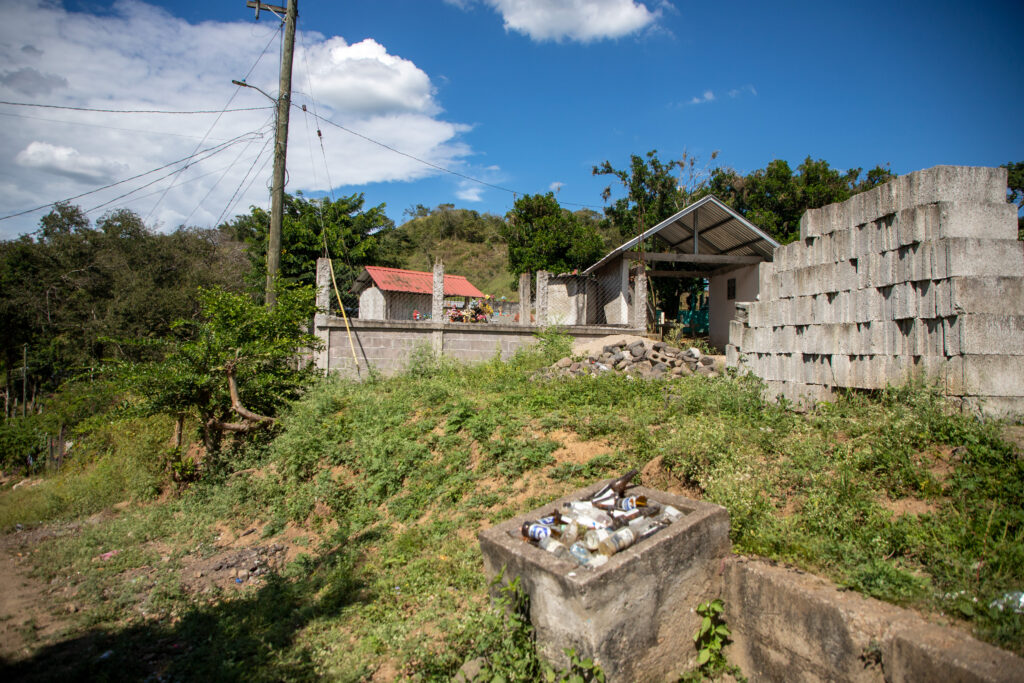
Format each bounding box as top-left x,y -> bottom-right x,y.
358,287 -> 386,320
709,264 -> 760,351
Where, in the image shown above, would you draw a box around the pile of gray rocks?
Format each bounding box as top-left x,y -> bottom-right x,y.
541,338 -> 720,380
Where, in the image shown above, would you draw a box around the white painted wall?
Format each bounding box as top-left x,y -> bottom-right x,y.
709,264 -> 760,351
358,287 -> 386,320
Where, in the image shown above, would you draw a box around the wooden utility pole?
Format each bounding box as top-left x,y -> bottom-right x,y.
21,344 -> 27,418
246,0 -> 298,307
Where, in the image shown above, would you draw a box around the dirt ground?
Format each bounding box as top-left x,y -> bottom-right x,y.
0,526 -> 75,663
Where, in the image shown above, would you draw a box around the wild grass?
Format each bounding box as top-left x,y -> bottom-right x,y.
2,333 -> 1022,679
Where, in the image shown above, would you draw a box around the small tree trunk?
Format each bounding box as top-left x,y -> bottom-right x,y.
173,414 -> 184,450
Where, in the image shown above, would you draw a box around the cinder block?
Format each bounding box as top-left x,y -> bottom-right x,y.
959,396 -> 1024,419
896,205 -> 929,247
799,208 -> 823,241
944,238 -> 1024,278
945,315 -> 1024,356
854,221 -> 874,257
798,296 -> 815,325
757,262 -> 775,299
879,214 -> 899,253
729,320 -> 745,347
934,201 -> 1019,241
726,344 -> 740,367
901,165 -> 1008,208
829,229 -> 846,261
892,282 -> 916,320
915,280 -> 936,319
947,276 -> 1024,316
962,354 -> 1024,396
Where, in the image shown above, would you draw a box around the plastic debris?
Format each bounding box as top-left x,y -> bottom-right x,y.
990,592 -> 1024,613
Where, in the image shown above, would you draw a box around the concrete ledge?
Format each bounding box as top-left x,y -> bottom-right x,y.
479,482 -> 730,683
724,557 -> 1024,683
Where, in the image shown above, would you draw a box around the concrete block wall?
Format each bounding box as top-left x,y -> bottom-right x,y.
315,318 -> 645,378
725,166 -> 1024,416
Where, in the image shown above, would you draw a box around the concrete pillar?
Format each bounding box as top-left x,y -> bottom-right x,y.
315,257 -> 332,313
619,258 -> 631,324
432,259 -> 444,322
313,258 -> 332,372
632,268 -> 648,330
536,270 -> 550,327
518,272 -> 531,326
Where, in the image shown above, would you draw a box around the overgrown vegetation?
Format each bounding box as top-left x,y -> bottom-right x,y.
1,334 -> 1022,679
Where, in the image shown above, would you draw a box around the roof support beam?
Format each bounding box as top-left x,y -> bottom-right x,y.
625,252 -> 763,265
647,270 -> 710,278
669,214 -> 734,251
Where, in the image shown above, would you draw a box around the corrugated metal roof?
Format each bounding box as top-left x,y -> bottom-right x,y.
582,195 -> 779,275
352,266 -> 484,298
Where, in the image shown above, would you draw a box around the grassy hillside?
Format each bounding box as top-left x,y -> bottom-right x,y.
400,238 -> 516,300
1,339 -> 1022,680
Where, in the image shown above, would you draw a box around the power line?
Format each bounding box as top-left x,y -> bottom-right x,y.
0,100 -> 272,115
183,110 -> 276,224
297,101 -> 603,210
0,130 -> 266,223
72,135 -> 264,217
0,109 -> 244,141
146,23 -> 282,222
214,134 -> 275,226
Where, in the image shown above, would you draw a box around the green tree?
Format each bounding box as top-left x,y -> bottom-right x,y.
0,204 -> 248,409
118,285 -> 319,452
1003,162 -> 1024,239
593,150 -> 716,321
501,193 -> 604,276
593,150 -> 694,240
705,157 -> 895,243
225,192 -> 397,309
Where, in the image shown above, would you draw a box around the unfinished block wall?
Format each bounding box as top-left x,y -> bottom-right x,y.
725,166 -> 1024,416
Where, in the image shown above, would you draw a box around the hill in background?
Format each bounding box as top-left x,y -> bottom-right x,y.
385,204 -> 619,301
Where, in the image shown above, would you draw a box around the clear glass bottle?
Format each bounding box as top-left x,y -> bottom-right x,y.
597,527 -> 636,556
538,536 -> 574,562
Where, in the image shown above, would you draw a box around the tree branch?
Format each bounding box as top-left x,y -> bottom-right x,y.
225,360 -> 275,425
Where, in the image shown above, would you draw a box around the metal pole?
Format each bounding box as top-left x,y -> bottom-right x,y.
265,0 -> 297,307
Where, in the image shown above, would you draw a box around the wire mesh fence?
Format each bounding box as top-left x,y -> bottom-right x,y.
544,272 -> 634,326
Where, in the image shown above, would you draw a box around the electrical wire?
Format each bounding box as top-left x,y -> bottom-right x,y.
82,135 -> 265,216
182,110 -> 276,224
0,100 -> 273,115
213,132 -> 275,226
297,102 -> 603,210
146,23 -> 282,222
78,158 -> 258,216
0,110 -> 246,141
0,130 -> 265,223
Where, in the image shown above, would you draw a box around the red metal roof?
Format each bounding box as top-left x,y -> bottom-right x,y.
360,266 -> 484,298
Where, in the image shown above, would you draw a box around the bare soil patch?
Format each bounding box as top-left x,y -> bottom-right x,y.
0,529 -> 74,663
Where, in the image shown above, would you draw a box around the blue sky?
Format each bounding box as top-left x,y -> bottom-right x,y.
1,0 -> 1021,237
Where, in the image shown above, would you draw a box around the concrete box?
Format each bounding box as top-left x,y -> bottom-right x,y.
479,483 -> 731,683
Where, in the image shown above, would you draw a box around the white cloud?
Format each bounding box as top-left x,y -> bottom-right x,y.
15,141 -> 129,184
455,181 -> 484,202
728,84 -> 757,98
690,90 -> 715,105
453,0 -> 659,43
0,67 -> 68,97
549,181 -> 564,193
0,0 -> 473,237
298,38 -> 440,117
